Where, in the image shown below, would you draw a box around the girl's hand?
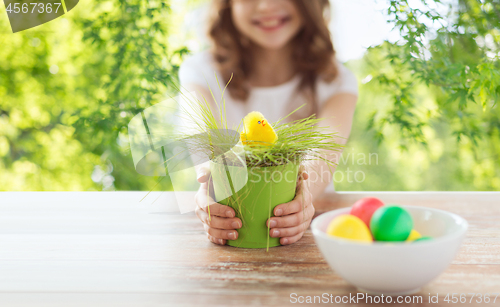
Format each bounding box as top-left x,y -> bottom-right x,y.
194,162 -> 242,245
267,165 -> 314,245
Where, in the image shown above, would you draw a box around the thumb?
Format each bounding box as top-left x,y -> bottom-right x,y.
196,161 -> 211,183
298,164 -> 309,181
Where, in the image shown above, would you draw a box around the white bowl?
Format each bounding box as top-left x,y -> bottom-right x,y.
311,205 -> 468,295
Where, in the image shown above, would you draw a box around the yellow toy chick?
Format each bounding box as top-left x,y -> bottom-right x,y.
240,111 -> 278,147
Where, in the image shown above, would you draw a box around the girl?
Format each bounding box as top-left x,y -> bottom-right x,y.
179,0 -> 358,246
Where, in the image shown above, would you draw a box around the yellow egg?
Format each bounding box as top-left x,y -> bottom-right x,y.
406,229 -> 422,242
326,215 -> 373,243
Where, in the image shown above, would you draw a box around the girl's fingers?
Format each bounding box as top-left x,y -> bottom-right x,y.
204,214 -> 242,230
300,172 -> 309,181
298,164 -> 309,181
270,219 -> 311,238
267,203 -> 315,228
280,231 -> 305,245
196,162 -> 211,183
195,164 -> 238,245
195,185 -> 235,218
273,184 -> 312,217
196,206 -> 239,243
202,202 -> 235,218
195,205 -> 241,229
195,181 -> 211,199
207,233 -> 226,245
204,224 -> 239,240
273,198 -> 302,217
195,204 -> 207,223
197,172 -> 211,183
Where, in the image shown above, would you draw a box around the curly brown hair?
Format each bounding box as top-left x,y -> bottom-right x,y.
207,0 -> 338,120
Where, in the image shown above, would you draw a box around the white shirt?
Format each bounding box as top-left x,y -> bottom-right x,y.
178,50 -> 359,193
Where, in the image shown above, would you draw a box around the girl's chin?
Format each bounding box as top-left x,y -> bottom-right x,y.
247,28 -> 299,50
251,38 -> 292,51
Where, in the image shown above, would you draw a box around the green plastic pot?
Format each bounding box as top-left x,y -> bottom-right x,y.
210,160 -> 299,248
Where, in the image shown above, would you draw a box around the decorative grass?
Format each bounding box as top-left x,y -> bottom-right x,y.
175,76 -> 344,171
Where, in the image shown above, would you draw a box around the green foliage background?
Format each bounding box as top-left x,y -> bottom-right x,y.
0,0 -> 498,191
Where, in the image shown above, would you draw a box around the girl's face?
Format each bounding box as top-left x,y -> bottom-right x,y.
231,0 -> 303,50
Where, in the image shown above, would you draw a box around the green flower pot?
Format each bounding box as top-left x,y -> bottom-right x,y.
210,160 -> 299,248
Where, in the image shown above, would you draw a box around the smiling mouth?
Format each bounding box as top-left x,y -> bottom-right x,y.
252,16 -> 291,31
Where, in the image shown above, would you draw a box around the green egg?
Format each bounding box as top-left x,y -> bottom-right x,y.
414,236 -> 433,242
369,205 -> 413,241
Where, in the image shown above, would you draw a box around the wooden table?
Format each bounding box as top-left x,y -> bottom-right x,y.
0,192 -> 499,306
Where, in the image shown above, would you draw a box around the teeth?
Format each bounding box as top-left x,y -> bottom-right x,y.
260,19 -> 281,28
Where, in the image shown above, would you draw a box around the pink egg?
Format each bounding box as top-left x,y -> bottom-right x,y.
350,197 -> 385,228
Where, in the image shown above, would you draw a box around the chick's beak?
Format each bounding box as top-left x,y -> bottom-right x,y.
262,119 -> 266,127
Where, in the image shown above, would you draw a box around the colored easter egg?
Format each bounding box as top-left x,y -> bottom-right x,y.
414,236 -> 433,242
350,197 -> 385,227
370,205 -> 413,241
326,215 -> 373,243
406,229 -> 422,242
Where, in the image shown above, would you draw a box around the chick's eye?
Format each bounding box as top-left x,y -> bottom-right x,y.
258,121 -> 261,124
